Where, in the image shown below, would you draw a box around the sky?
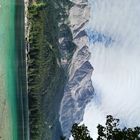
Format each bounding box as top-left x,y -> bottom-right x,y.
83,0 -> 140,139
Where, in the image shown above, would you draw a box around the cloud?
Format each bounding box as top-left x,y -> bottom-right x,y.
83,0 -> 140,139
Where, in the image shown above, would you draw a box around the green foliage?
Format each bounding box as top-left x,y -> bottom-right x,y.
69,115 -> 140,140
28,1 -> 62,139
71,123 -> 93,140
28,2 -> 47,139
28,0 -> 74,139
60,136 -> 67,140
97,115 -> 140,140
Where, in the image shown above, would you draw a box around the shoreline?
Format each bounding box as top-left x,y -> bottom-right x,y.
15,0 -> 29,139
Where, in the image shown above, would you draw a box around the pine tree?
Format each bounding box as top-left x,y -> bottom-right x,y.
71,123 -> 93,140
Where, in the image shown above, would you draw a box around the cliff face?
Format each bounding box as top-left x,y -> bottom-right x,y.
59,0 -> 94,138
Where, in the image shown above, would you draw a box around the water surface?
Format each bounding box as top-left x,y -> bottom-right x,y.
0,0 -> 17,139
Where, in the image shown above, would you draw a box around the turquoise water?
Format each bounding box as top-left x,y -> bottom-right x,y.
0,0 -> 17,139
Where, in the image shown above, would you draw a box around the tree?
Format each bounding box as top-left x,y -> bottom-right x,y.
97,115 -> 140,140
71,123 -> 93,140
60,136 -> 67,140
62,115 -> 140,140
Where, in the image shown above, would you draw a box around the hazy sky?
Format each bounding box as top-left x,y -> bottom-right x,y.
83,0 -> 140,139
